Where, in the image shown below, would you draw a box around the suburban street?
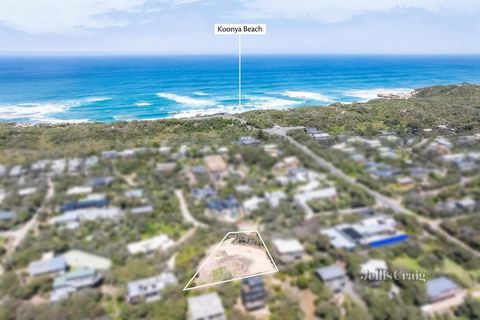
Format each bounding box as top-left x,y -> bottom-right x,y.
265,126 -> 480,258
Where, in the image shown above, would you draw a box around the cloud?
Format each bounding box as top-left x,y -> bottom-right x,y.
239,0 -> 480,22
0,0 -> 201,34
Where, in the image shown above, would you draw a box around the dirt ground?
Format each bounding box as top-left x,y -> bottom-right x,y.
193,237 -> 277,287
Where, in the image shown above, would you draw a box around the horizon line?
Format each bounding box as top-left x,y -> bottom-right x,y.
1,52 -> 480,57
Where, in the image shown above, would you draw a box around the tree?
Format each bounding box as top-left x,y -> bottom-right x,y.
455,296 -> 480,319
315,300 -> 341,320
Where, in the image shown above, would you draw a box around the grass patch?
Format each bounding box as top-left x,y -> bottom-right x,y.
392,256 -> 425,272
436,259 -> 480,288
142,222 -> 185,240
211,267 -> 233,282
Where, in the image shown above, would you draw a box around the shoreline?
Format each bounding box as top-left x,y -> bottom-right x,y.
1,89 -> 417,127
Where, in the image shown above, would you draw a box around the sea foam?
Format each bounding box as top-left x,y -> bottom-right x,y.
0,96 -> 109,123
282,91 -> 331,102
156,92 -> 215,107
134,101 -> 152,107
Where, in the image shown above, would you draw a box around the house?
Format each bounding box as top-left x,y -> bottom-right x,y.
53,207 -> 123,228
288,167 -> 323,183
127,272 -> 177,304
206,196 -> 242,220
265,191 -> 287,208
235,136 -> 261,146
28,256 -> 67,277
18,187 -> 37,197
321,228 -> 357,250
235,185 -> 252,194
426,277 -> 460,303
305,128 -> 331,142
204,155 -> 228,181
101,150 -> 119,158
119,149 -> 136,158
63,250 -> 112,270
436,125 -> 450,131
379,147 -> 398,159
179,144 -> 189,155
68,158 -> 83,173
427,138 -> 452,155
0,210 -> 16,221
272,238 -> 305,263
366,162 -> 400,179
395,176 -> 415,190
316,264 -> 347,292
155,162 -> 177,173
50,159 -> 66,175
457,160 -> 478,172
50,268 -> 103,302
60,194 -> 108,212
190,165 -> 207,176
458,134 -> 480,145
158,146 -> 171,154
456,198 -> 476,211
192,186 -> 217,200
131,205 -> 154,215
84,155 -> 98,169
361,259 -> 388,284
217,146 -> 229,153
31,159 -> 50,171
66,186 -> 93,196
88,176 -> 114,187
321,215 -> 408,249
350,153 -> 366,163
243,196 -> 265,213
125,189 -> 144,198
436,198 -> 477,214
188,293 -> 226,320
409,166 -> 431,180
127,234 -> 174,255
241,276 -> 266,311
9,165 -> 23,177
294,186 -> 337,205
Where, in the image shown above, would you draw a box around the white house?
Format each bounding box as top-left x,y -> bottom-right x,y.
272,238 -> 305,263
127,234 -> 174,255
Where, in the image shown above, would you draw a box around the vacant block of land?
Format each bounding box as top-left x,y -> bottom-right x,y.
184,231 -> 278,290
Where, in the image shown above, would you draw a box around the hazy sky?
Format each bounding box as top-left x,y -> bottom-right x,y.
0,0 -> 479,54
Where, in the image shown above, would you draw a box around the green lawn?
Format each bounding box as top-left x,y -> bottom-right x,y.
437,259 -> 480,288
392,256 -> 426,272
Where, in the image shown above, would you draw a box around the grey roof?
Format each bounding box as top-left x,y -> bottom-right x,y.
242,276 -> 264,287
127,272 -> 177,299
131,206 -> 154,215
427,277 -> 459,299
0,211 -> 16,221
29,256 -> 66,276
272,239 -> 304,254
188,293 -> 225,320
316,265 -> 346,281
321,228 -> 357,249
53,268 -> 100,288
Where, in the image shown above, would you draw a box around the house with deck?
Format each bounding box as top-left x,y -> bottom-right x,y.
127,272 -> 177,304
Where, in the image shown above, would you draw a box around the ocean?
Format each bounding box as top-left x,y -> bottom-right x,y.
1,55 -> 480,123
